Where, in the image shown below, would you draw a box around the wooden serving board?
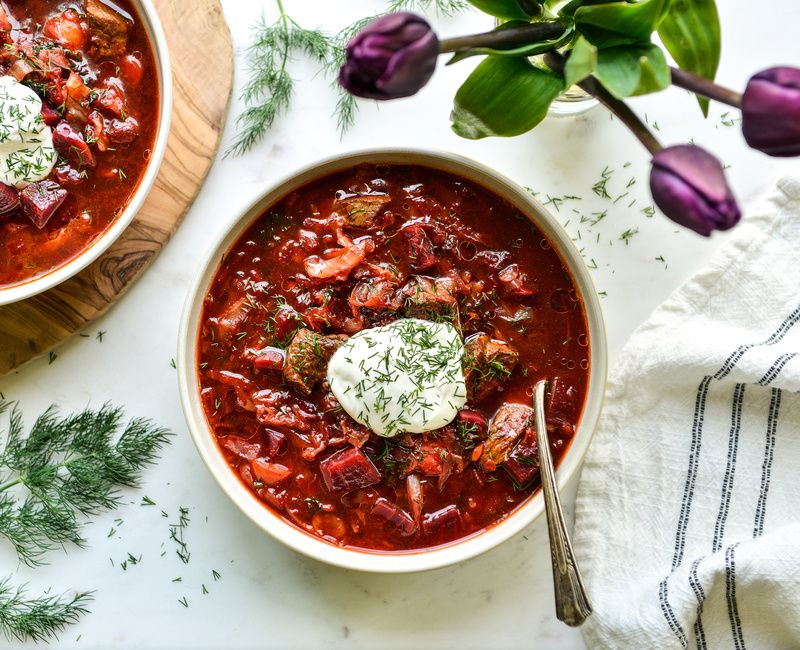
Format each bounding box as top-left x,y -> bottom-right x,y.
0,0 -> 233,375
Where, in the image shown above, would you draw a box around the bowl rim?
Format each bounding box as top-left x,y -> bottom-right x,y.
177,147 -> 608,573
0,0 -> 174,306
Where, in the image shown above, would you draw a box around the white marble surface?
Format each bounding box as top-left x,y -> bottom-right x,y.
3,1 -> 799,648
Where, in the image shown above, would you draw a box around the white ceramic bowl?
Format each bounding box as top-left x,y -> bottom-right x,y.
0,0 -> 173,306
178,149 -> 607,573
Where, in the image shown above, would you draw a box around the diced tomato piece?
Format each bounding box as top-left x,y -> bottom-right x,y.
319,447 -> 381,493
44,10 -> 87,51
250,458 -> 291,486
119,53 -> 144,86
66,72 -> 92,104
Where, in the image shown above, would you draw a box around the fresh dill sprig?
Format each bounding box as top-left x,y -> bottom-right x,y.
232,0 -> 471,150
0,402 -> 171,566
0,580 -> 92,643
228,1 -> 334,156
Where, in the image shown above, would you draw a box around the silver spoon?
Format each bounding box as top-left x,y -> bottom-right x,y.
532,379 -> 592,626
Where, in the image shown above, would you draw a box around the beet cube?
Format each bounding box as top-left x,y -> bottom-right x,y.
40,102 -> 62,127
503,431 -> 540,487
320,447 -> 381,493
53,121 -> 95,167
263,428 -> 286,457
0,182 -> 19,215
403,224 -> 436,271
422,504 -> 463,535
20,181 -> 67,229
372,498 -> 416,536
548,377 -> 580,421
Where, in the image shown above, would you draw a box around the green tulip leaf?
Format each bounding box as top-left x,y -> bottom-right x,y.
658,0 -> 721,116
575,0 -> 670,48
451,56 -> 564,139
563,36 -> 597,87
467,0 -> 534,20
594,43 -> 670,97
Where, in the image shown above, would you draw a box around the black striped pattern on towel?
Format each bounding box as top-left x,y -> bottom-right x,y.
658,304 -> 800,649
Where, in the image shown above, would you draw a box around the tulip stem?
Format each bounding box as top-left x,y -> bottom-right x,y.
544,52 -> 662,155
440,21 -> 564,54
670,67 -> 743,108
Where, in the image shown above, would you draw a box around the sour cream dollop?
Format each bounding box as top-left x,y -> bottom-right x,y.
0,76 -> 57,188
327,318 -> 467,438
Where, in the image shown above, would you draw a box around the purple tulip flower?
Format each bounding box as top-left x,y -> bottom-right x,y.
339,13 -> 439,100
650,145 -> 741,237
741,66 -> 800,157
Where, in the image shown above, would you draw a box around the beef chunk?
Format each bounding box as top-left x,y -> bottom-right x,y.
85,0 -> 129,58
19,181 -> 67,229
320,447 -> 381,493
401,276 -> 458,321
479,403 -> 534,471
403,224 -> 436,271
335,193 -> 390,228
463,334 -> 518,403
283,329 -> 347,395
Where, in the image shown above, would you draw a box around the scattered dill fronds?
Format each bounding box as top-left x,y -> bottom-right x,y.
592,166 -> 613,199
0,579 -> 93,643
619,228 -> 639,244
0,402 -> 171,566
169,506 -> 191,564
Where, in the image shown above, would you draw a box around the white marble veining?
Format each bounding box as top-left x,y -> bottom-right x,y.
2,1 -> 799,648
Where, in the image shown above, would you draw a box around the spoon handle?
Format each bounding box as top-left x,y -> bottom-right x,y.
533,379 -> 592,627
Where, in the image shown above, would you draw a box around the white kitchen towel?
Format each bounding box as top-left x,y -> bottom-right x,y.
574,175 -> 800,650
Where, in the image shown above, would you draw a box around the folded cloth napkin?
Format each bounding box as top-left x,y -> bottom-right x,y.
574,176 -> 800,650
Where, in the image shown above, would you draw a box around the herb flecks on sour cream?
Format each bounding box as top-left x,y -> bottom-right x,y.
327,318 -> 467,438
0,76 -> 57,189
